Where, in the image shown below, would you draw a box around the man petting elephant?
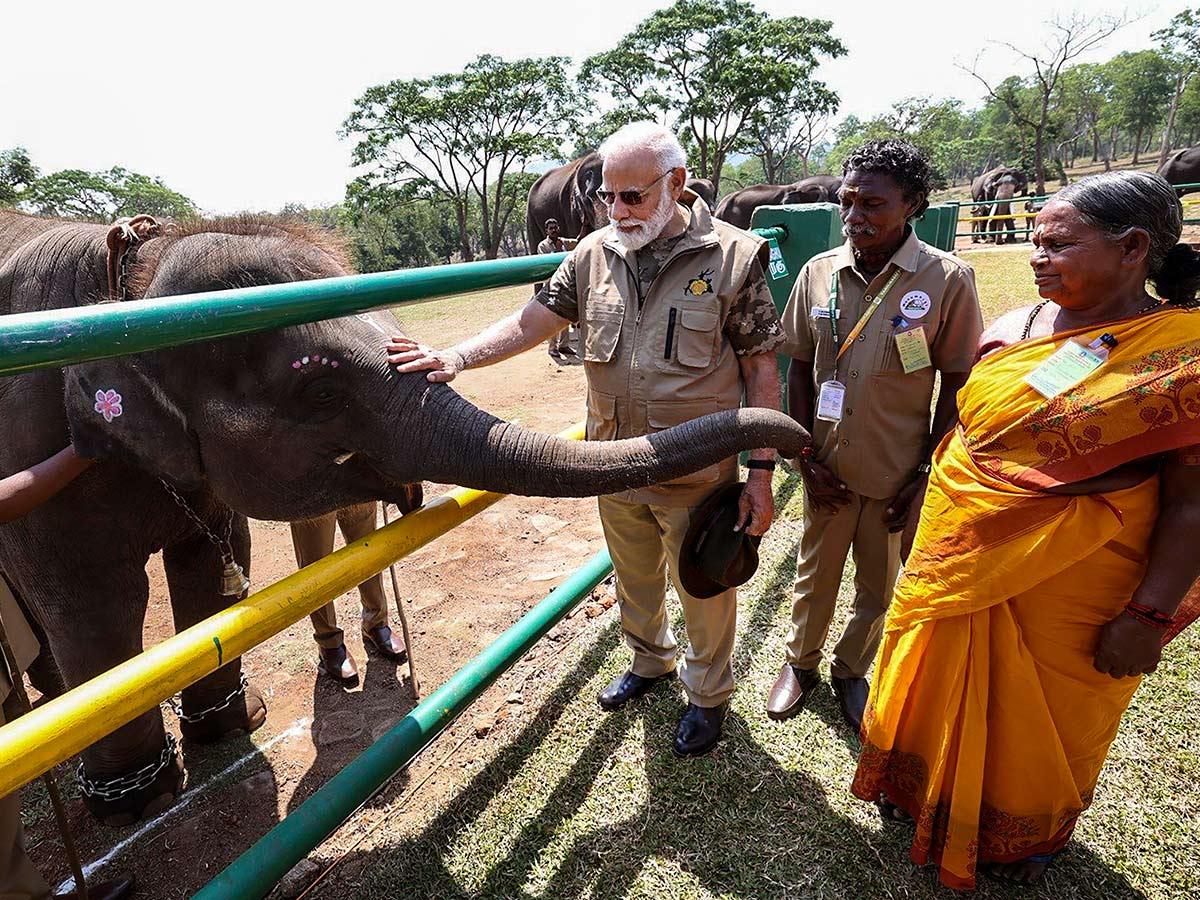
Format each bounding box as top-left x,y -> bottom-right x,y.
390,121 -> 785,758
0,204 -> 810,823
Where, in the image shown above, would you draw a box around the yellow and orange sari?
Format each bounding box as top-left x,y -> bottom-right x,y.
851,307 -> 1200,889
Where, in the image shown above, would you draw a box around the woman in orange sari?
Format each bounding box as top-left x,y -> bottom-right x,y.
851,170 -> 1200,889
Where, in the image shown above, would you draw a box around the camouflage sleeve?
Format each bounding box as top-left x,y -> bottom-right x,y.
724,259 -> 786,357
537,253 -> 579,323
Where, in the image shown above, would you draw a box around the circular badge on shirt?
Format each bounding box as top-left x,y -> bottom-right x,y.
899,290 -> 932,320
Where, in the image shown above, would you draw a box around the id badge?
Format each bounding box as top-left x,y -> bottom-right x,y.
1025,340 -> 1105,398
816,380 -> 846,422
894,325 -> 932,374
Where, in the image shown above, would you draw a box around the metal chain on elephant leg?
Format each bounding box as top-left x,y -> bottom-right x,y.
157,480 -> 250,598
75,734 -> 180,803
165,672 -> 249,724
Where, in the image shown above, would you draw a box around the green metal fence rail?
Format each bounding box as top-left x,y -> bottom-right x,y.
0,228 -> 786,378
193,548 -> 615,900
949,181 -> 1200,240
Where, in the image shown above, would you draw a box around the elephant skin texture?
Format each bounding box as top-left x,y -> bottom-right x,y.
0,209 -> 811,823
1158,147 -> 1200,197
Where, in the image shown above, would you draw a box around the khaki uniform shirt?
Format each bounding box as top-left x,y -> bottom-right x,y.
540,192 -> 784,506
536,237 -> 563,254
781,228 -> 983,500
0,574 -> 39,702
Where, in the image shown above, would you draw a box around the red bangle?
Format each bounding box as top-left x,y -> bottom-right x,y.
1124,602 -> 1175,629
799,446 -> 814,460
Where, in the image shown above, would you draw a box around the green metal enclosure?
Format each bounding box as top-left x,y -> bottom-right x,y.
750,203 -> 844,410
913,203 -> 960,252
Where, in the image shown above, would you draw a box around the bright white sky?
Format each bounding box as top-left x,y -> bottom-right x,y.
1,1 -> 1180,214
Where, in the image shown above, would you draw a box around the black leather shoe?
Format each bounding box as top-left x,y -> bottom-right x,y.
673,702 -> 728,757
766,664 -> 821,721
363,625 -> 408,663
832,675 -> 869,732
318,643 -> 359,686
597,669 -> 675,710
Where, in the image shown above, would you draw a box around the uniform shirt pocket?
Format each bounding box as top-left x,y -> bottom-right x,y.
657,302 -> 720,371
581,293 -> 624,363
586,390 -> 618,441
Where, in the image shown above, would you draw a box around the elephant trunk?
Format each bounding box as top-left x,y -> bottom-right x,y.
392,384 -> 810,497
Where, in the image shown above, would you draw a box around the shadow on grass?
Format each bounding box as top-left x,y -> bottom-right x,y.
316,472 -> 1149,899
332,616 -> 1147,899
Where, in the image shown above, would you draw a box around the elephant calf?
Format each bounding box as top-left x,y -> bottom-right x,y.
0,209 -> 811,824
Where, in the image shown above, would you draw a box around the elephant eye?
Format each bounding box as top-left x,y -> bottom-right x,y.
298,377 -> 346,418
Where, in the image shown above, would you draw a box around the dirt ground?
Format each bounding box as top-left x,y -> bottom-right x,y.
20,289 -> 613,898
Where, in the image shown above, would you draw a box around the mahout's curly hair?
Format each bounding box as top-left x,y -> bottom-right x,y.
842,139 -> 935,217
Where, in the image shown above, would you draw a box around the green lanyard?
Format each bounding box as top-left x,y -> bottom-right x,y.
829,267 -> 903,363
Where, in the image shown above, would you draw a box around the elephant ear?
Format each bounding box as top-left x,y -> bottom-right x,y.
64,355 -> 205,489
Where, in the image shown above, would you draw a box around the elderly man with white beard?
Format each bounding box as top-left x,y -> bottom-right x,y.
387,121 -> 785,756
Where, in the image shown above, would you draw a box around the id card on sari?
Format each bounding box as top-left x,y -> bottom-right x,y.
816,380 -> 846,422
1026,340 -> 1106,398
894,325 -> 932,373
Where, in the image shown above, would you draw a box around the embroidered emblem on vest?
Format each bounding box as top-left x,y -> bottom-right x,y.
686,270 -> 714,297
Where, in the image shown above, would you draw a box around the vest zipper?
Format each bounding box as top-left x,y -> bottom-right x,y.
664,307 -> 677,359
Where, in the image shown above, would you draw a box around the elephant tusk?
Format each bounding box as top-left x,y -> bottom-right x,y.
333,452 -> 355,466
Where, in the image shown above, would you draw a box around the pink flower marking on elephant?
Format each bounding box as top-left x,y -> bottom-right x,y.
94,389 -> 123,422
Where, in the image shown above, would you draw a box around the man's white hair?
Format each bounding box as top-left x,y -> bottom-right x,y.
597,121 -> 687,173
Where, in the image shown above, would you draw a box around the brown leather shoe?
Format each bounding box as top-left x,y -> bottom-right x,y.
317,643 -> 359,686
363,625 -> 408,663
766,663 -> 820,721
832,674 -> 869,732
56,874 -> 136,899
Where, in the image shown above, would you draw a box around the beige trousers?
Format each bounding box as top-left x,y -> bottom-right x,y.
598,495 -> 736,707
0,707 -> 51,900
785,491 -> 901,679
290,503 -> 389,650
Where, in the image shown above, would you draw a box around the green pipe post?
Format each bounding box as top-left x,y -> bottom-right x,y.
193,548 -> 614,900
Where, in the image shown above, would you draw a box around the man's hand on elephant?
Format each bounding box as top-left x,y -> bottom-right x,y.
735,470 -> 775,537
386,336 -> 465,383
884,474 -> 927,533
796,457 -> 851,512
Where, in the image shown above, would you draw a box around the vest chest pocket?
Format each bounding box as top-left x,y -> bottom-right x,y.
581,295 -> 624,363
659,305 -> 720,370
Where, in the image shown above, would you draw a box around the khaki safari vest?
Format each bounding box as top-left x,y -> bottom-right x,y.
573,194 -> 766,507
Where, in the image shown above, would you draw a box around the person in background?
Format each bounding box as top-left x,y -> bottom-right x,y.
537,219 -> 576,359
291,503 -> 408,687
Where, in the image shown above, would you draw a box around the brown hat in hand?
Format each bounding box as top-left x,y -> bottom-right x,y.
678,482 -> 762,600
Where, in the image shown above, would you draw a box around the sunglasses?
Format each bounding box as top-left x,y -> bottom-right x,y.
596,170 -> 672,207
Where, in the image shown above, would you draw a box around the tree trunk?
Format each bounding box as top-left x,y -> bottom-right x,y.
1034,125 -> 1047,196
455,202 -> 473,263
1091,125 -> 1101,163
1132,125 -> 1144,164
1159,76 -> 1186,169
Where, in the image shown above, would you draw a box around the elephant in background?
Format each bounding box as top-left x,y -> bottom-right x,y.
526,152 -> 607,253
685,178 -> 716,210
0,209 -> 811,826
970,166 -> 1029,244
713,175 -> 843,230
1157,147 -> 1200,197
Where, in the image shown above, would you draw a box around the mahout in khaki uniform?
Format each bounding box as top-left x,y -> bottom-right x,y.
769,139 -> 984,731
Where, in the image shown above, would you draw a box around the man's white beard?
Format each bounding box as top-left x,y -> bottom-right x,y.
612,189 -> 678,251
